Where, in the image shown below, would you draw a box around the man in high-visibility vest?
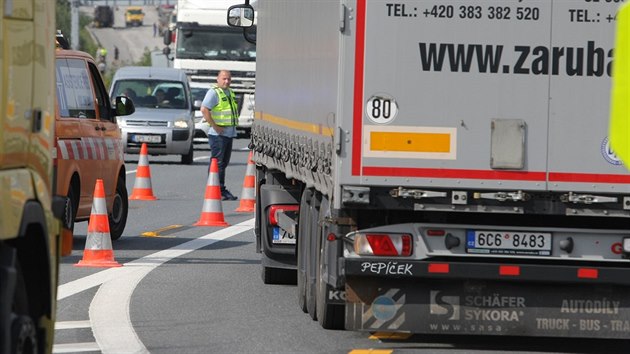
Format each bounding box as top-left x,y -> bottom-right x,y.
201,70 -> 239,201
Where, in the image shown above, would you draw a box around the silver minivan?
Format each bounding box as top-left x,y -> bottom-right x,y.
109,67 -> 196,164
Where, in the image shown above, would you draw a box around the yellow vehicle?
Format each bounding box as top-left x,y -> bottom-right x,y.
0,0 -> 65,353
125,6 -> 145,27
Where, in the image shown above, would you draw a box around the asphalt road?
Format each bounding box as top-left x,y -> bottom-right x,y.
83,4 -> 166,69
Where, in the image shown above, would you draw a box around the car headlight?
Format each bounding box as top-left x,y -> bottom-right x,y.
116,117 -> 126,126
174,119 -> 189,128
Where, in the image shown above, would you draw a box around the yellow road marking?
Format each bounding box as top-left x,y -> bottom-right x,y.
349,350 -> 393,354
141,224 -> 184,238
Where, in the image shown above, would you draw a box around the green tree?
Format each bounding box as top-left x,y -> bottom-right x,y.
56,0 -> 71,43
56,0 -> 97,53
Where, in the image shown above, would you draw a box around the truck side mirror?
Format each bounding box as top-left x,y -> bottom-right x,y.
163,29 -> 172,45
227,4 -> 254,28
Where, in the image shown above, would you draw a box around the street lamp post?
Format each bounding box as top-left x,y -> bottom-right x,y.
71,0 -> 79,50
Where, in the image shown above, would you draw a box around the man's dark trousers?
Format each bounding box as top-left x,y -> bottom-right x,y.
208,134 -> 233,192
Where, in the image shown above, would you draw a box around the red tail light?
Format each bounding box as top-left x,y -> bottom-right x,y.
426,229 -> 445,237
268,205 -> 298,226
366,234 -> 398,256
354,233 -> 412,257
578,268 -> 598,279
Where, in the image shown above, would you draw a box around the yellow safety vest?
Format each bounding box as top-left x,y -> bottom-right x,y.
211,87 -> 239,127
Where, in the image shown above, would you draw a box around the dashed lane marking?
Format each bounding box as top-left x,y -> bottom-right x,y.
141,224 -> 187,237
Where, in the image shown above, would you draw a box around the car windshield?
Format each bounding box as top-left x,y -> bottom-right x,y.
176,26 -> 256,61
112,79 -> 187,109
190,86 -> 209,102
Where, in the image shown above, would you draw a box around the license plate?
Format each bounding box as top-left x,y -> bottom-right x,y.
272,226 -> 295,244
132,135 -> 161,143
466,230 -> 552,256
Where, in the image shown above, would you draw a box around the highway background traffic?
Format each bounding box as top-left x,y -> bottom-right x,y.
52,3 -> 629,353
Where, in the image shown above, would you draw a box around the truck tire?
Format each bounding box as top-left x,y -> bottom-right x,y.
11,262 -> 38,354
11,316 -> 37,354
297,188 -> 312,313
109,175 -> 128,240
306,191 -> 321,321
261,266 -> 294,284
316,196 -> 344,329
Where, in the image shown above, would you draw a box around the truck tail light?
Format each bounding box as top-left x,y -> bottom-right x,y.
426,229 -> 445,237
268,205 -> 298,226
354,233 -> 412,257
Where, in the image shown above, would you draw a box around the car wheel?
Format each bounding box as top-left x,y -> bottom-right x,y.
64,184 -> 78,232
109,176 -> 128,240
181,144 -> 194,164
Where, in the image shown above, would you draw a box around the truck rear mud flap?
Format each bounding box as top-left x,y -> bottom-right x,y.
345,278 -> 630,339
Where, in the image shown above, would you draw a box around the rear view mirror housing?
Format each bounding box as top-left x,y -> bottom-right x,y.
114,96 -> 135,116
227,4 -> 254,28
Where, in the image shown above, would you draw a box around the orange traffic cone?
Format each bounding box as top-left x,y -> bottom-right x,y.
129,143 -> 157,200
194,158 -> 229,227
60,227 -> 73,256
235,150 -> 255,212
75,179 -> 122,268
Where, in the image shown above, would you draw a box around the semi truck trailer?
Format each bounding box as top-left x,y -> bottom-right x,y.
230,0 -> 630,338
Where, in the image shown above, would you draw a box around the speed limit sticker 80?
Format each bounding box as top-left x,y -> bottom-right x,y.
366,94 -> 398,124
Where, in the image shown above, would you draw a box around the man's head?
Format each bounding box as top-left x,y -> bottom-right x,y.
155,89 -> 165,102
216,70 -> 232,89
123,88 -> 136,98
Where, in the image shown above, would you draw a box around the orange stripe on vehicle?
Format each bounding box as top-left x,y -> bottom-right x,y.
255,111 -> 334,137
56,138 -> 122,160
370,131 -> 450,153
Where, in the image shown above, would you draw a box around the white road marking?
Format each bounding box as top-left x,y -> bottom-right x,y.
55,320 -> 91,330
52,342 -> 100,353
57,218 -> 255,353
